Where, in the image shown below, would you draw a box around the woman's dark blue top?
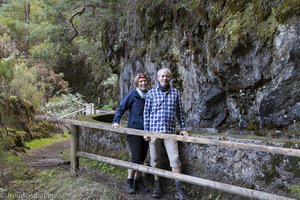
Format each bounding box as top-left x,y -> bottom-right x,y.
112,89 -> 145,130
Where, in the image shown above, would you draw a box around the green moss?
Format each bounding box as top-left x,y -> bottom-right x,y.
256,8 -> 277,41
1,137 -> 15,150
289,184 -> 300,199
246,120 -> 260,131
252,0 -> 273,20
62,149 -> 129,178
26,132 -> 70,149
216,4 -> 255,54
275,0 -> 300,24
259,155 -> 281,183
30,121 -> 62,140
214,2 -> 280,56
189,129 -> 300,145
287,157 -> 300,177
227,0 -> 248,13
79,157 -> 127,178
174,0 -> 207,21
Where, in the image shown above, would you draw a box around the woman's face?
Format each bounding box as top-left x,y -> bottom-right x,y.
137,77 -> 148,92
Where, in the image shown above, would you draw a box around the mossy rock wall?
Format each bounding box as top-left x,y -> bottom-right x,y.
98,0 -> 300,133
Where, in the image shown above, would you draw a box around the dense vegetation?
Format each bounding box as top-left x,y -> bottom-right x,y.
0,0 -> 119,155
1,0 -> 299,131
0,0 -> 299,198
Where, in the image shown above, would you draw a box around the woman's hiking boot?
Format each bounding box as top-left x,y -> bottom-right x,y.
152,180 -> 162,198
126,178 -> 135,194
175,185 -> 187,200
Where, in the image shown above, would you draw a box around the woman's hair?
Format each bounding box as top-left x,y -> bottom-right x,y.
133,73 -> 149,87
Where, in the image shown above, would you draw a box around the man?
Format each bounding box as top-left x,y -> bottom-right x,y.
144,68 -> 189,200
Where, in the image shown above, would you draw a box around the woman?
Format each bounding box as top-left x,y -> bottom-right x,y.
112,73 -> 149,194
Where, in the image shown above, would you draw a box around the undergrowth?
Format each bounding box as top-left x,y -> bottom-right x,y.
26,132 -> 70,149
0,133 -> 124,200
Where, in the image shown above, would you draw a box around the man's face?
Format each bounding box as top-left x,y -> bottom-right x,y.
158,69 -> 171,87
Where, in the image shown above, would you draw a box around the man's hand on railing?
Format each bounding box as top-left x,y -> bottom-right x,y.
112,123 -> 121,129
179,130 -> 189,136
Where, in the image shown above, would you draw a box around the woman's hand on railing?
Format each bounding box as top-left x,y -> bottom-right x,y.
112,123 -> 121,129
143,136 -> 150,141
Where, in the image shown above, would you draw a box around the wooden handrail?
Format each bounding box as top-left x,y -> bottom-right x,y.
78,151 -> 296,200
60,105 -> 93,119
34,115 -> 300,158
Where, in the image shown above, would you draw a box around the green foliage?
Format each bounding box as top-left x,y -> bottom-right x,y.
101,74 -> 118,87
99,99 -> 118,110
10,61 -> 44,107
33,169 -> 120,199
80,157 -> 126,178
42,93 -> 85,117
0,59 -> 14,96
0,59 -> 13,80
0,96 -> 35,134
29,41 -> 55,60
0,0 -> 120,108
26,132 -> 70,149
0,1 -> 30,52
30,120 -> 63,139
0,32 -> 17,58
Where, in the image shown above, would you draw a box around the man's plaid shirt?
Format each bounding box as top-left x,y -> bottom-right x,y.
144,86 -> 187,133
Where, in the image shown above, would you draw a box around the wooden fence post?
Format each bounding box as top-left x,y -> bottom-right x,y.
71,124 -> 79,173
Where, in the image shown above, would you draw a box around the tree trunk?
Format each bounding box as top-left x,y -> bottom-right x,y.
24,0 -> 30,23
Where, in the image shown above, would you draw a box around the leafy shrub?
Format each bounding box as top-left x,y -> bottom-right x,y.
42,93 -> 85,118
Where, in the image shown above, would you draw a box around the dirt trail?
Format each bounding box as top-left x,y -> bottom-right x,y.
23,140 -> 71,168
22,140 -> 176,200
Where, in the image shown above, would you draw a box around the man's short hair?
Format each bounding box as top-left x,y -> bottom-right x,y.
157,68 -> 171,77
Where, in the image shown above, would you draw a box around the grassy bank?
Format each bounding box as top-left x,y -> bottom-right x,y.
0,133 -> 126,200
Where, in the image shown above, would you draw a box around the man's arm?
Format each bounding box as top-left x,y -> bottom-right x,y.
176,90 -> 189,136
143,93 -> 152,141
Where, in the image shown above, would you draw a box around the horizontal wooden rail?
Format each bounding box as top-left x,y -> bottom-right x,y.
60,105 -> 93,119
35,115 -> 300,158
78,151 -> 296,200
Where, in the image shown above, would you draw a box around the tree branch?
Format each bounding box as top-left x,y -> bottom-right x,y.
68,7 -> 86,44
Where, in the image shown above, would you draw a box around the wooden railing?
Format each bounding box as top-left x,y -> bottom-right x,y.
60,103 -> 95,119
34,115 -> 299,200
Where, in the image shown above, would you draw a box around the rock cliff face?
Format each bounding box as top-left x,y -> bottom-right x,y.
108,1 -> 300,131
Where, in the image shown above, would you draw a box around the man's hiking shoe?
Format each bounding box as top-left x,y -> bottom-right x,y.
135,179 -> 149,193
175,187 -> 187,200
